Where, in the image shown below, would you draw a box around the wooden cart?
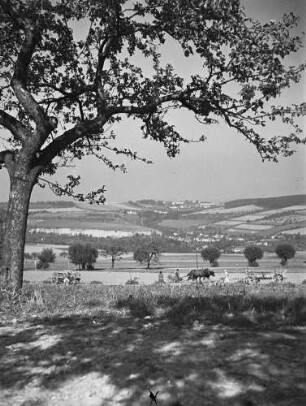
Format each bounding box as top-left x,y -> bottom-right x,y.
244,269 -> 286,284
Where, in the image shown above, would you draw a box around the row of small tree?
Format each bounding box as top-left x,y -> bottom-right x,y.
201,243 -> 296,267
31,241 -> 297,271
28,241 -> 161,270
31,243 -> 128,270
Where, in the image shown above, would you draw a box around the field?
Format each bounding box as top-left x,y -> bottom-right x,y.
27,203 -> 154,238
1,283 -> 306,406
283,227 -> 306,235
24,197 -> 306,236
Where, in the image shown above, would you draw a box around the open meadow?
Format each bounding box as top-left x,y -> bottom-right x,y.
0,283 -> 306,406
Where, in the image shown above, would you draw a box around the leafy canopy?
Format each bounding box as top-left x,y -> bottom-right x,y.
244,245 -> 264,264
200,245 -> 221,264
68,242 -> 98,269
133,242 -> 161,268
0,0 -> 305,201
37,247 -> 56,269
101,243 -> 126,258
275,242 -> 296,265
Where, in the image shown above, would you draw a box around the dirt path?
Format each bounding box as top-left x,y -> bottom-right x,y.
1,308 -> 306,406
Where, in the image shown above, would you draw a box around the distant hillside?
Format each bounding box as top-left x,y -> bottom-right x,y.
0,200 -> 76,211
30,201 -> 76,209
225,195 -> 306,210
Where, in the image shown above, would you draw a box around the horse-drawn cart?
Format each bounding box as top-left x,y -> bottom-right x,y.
51,271 -> 81,285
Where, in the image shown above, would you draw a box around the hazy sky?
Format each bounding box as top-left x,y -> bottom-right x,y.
0,0 -> 305,203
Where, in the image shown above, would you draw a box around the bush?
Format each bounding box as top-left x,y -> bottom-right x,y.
36,260 -> 50,270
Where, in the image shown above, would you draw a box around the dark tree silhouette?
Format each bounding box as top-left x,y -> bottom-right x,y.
68,243 -> 98,270
244,245 -> 264,267
275,242 -> 296,266
200,245 -> 221,267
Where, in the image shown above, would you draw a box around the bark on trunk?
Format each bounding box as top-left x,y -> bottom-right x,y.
2,175 -> 35,290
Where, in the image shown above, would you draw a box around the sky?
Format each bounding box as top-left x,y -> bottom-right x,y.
0,0 -> 305,204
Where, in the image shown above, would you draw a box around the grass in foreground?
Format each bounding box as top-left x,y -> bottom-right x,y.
1,282 -> 306,406
1,282 -> 306,328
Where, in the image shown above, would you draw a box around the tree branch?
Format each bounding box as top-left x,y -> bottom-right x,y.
108,93 -> 182,115
37,115 -> 109,167
0,1 -> 52,135
38,176 -> 106,204
0,110 -> 30,143
37,81 -> 94,104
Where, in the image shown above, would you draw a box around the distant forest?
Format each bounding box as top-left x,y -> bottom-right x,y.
26,231 -> 193,253
225,195 -> 306,209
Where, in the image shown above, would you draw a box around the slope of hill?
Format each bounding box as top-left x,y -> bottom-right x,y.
224,195 -> 306,210
2,195 -> 306,239
26,200 -> 157,238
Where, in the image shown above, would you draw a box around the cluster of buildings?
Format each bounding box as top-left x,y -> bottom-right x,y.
167,229 -> 288,253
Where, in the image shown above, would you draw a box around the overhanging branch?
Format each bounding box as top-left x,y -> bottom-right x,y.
0,110 -> 30,143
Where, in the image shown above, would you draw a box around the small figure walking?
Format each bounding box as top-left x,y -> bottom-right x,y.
223,269 -> 229,284
174,268 -> 182,282
158,271 -> 165,284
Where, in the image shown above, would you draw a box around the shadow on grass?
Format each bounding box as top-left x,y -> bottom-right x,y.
1,284 -> 306,406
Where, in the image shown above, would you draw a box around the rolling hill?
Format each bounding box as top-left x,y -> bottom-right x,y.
224,194 -> 306,210
1,194 -> 306,238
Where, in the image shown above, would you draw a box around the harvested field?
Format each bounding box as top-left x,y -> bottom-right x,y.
234,224 -> 273,231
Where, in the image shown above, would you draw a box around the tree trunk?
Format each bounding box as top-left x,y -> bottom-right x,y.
111,257 -> 115,268
2,175 -> 35,290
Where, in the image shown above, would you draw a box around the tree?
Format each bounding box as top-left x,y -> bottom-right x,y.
0,0 -> 305,289
200,245 -> 221,267
36,248 -> 56,269
101,243 -> 126,268
275,242 -> 296,266
68,242 -> 98,270
244,245 -> 264,267
133,243 -> 161,269
0,211 -> 4,266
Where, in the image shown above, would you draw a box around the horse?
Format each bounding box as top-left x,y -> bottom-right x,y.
187,268 -> 215,283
